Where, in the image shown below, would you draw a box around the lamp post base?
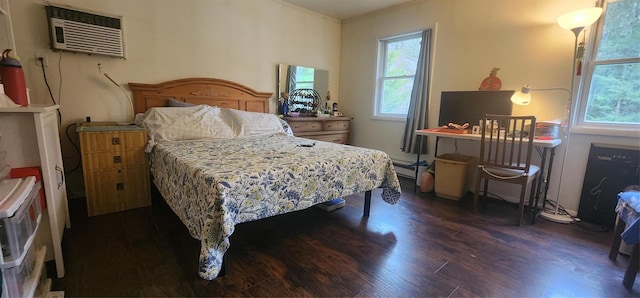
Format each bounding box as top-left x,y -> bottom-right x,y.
540,210 -> 573,224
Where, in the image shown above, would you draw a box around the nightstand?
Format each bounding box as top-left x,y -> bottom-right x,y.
77,123 -> 150,216
284,116 -> 351,144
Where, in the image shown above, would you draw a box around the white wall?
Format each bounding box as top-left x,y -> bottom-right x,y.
339,0 -> 640,213
8,0 -> 341,196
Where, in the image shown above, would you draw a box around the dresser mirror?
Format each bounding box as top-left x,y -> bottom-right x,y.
277,64 -> 329,106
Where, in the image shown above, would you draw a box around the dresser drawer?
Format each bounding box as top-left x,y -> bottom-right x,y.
322,120 -> 350,131
289,121 -> 322,133
288,121 -> 306,132
306,133 -> 349,144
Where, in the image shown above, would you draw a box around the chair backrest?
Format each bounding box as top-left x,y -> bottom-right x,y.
478,114 -> 537,173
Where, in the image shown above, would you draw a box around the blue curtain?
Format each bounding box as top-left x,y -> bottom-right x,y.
401,29 -> 432,154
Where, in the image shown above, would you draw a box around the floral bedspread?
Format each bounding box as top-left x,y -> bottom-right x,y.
149,134 -> 401,280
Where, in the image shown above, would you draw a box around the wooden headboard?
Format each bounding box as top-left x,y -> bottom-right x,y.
128,78 -> 272,114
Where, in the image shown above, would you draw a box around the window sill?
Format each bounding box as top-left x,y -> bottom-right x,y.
571,125 -> 640,139
371,115 -> 406,122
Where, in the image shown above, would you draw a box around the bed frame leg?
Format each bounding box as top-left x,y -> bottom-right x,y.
363,190 -> 371,217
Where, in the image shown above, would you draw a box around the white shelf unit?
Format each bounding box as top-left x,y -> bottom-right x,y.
0,105 -> 70,278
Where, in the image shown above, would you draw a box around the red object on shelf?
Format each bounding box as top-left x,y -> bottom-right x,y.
0,49 -> 28,106
10,167 -> 46,209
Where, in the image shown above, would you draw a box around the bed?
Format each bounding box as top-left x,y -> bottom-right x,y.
128,78 -> 402,280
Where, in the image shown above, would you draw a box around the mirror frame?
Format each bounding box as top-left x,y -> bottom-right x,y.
277,64 -> 329,113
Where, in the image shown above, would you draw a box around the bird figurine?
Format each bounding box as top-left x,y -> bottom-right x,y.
479,67 -> 502,91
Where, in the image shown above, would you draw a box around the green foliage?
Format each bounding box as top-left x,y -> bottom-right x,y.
381,37 -> 421,114
585,0 -> 640,124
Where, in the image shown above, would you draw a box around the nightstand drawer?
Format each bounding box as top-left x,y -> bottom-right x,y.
79,131 -> 147,152
83,166 -> 150,217
82,150 -> 147,171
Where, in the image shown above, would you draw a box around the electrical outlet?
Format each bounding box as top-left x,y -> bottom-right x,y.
34,52 -> 48,67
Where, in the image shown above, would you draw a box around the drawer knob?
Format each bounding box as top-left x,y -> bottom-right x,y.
116,183 -> 124,190
112,137 -> 120,145
113,156 -> 122,163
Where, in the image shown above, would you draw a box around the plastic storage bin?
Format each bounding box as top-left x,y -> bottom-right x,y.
10,167 -> 46,209
1,244 -> 36,298
0,177 -> 41,266
434,154 -> 476,201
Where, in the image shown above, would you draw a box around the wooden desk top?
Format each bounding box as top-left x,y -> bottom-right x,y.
415,128 -> 562,148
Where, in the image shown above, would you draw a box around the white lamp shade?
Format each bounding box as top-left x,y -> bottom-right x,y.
557,7 -> 603,30
511,86 -> 532,105
511,91 -> 531,105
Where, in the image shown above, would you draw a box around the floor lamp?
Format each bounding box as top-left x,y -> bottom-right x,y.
540,7 -> 603,223
511,7 -> 603,223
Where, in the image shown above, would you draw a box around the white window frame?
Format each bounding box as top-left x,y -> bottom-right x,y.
373,31 -> 422,121
573,0 -> 640,136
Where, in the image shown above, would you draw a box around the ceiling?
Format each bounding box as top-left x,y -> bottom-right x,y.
281,0 -> 414,20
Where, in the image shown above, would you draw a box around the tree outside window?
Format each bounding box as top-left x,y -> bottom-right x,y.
579,0 -> 640,127
374,33 -> 422,120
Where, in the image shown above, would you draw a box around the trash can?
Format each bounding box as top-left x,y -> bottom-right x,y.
434,154 -> 476,201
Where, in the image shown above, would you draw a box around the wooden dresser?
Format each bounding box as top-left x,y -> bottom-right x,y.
284,116 -> 351,144
77,123 -> 150,216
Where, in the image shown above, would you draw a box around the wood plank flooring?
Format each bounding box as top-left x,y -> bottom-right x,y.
50,177 -> 639,297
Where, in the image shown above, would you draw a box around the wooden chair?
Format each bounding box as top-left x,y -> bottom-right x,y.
473,115 -> 539,225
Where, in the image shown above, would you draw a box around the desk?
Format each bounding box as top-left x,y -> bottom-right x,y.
415,128 -> 562,221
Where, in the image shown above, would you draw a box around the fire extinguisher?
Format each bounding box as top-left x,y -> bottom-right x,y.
0,49 -> 28,106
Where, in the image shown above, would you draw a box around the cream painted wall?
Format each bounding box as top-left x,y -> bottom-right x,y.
339,0 -> 639,214
6,0 -> 639,214
8,0 -> 341,196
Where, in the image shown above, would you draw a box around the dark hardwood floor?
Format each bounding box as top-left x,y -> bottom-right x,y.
50,177 -> 639,297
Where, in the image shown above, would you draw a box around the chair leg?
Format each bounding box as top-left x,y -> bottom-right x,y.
529,177 -> 538,224
482,179 -> 489,211
516,182 -> 527,226
473,175 -> 482,214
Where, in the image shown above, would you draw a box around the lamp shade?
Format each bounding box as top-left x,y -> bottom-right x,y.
511,85 -> 532,105
557,7 -> 603,31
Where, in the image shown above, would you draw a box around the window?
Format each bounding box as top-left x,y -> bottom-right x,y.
577,0 -> 640,130
292,66 -> 315,90
374,32 -> 422,120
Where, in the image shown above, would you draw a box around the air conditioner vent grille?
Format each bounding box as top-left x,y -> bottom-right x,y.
60,20 -> 123,56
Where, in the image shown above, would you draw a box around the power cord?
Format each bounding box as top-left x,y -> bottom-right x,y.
38,57 -> 62,124
39,55 -> 82,175
64,122 -> 82,175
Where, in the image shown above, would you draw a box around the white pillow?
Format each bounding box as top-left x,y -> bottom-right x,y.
136,105 -> 235,143
221,108 -> 286,137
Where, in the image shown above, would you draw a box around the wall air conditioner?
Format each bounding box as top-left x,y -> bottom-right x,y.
45,5 -> 125,58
